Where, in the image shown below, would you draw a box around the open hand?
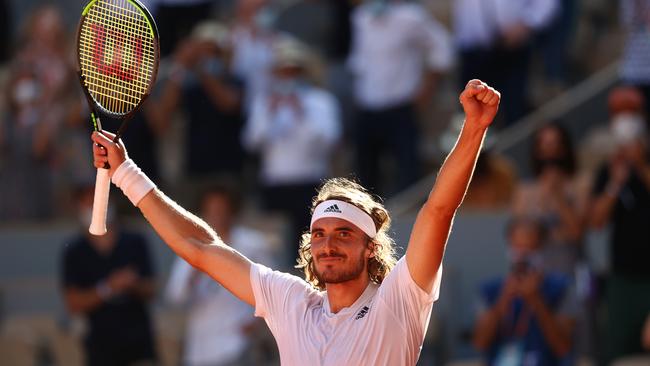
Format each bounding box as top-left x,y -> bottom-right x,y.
460,79 -> 500,129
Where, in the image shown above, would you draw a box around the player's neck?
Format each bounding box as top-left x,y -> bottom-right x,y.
325,274 -> 371,314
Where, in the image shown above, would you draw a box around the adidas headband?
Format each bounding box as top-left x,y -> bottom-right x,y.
310,200 -> 377,238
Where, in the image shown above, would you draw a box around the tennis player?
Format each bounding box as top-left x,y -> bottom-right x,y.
91,79 -> 500,365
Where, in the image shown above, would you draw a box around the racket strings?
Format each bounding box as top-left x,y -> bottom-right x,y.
79,0 -> 156,115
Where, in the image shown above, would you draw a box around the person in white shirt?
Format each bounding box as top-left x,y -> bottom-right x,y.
242,36 -> 341,262
347,0 -> 453,194
165,183 -> 275,366
454,0 -> 558,126
90,79 -> 501,366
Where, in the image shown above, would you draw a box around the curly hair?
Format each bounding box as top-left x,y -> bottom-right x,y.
295,178 -> 397,290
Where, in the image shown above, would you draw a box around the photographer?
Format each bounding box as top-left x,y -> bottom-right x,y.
589,86 -> 650,364
473,217 -> 577,366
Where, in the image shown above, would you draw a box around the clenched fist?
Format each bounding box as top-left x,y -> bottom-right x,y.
460,79 -> 500,129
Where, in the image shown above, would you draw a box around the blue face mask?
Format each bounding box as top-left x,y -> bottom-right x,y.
272,78 -> 302,96
200,56 -> 225,77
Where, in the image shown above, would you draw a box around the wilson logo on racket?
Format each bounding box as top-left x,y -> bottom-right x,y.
91,23 -> 143,81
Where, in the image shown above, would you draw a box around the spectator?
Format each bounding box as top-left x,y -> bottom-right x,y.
0,5 -> 74,220
473,216 -> 577,366
152,21 -> 246,200
589,93 -> 650,364
165,182 -> 276,366
512,123 -> 587,276
61,184 -> 157,366
242,36 -> 341,266
454,0 -> 559,126
347,0 -> 453,195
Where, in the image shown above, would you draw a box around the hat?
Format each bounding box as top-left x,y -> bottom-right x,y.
191,20 -> 230,49
272,36 -> 310,69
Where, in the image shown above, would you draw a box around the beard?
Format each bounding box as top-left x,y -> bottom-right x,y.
313,248 -> 367,285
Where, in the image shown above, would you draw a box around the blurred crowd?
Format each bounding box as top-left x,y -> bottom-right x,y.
0,0 -> 649,365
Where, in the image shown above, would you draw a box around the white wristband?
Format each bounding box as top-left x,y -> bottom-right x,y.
112,159 -> 156,206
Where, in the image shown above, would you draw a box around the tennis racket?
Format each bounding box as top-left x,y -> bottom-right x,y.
76,0 -> 160,235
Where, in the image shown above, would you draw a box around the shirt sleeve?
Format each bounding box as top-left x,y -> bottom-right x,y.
376,256 -> 442,333
249,263 -> 317,331
413,12 -> 454,72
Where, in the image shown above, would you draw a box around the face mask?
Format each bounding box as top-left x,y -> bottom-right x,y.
254,7 -> 275,30
200,56 -> 225,77
272,78 -> 301,96
611,113 -> 647,145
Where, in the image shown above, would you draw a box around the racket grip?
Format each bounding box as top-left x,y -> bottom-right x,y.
89,168 -> 111,236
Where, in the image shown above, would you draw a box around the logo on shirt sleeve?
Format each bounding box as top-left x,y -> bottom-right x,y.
355,306 -> 370,320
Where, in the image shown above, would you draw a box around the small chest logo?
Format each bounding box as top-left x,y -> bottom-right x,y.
355,306 -> 370,320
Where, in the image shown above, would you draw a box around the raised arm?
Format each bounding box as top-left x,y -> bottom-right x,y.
406,80 -> 500,292
91,131 -> 255,306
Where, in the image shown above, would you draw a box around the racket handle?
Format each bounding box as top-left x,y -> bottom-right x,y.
89,168 -> 111,236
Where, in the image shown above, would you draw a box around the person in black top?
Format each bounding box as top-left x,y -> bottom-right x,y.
151,22 -> 246,191
589,87 -> 650,363
61,184 -> 157,366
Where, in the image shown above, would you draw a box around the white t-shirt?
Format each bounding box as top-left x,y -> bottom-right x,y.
250,256 -> 442,366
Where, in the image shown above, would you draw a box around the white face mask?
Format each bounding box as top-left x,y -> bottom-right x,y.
611,113 -> 647,145
13,79 -> 40,105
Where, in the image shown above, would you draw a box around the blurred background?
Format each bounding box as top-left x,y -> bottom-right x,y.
1,0 -> 649,365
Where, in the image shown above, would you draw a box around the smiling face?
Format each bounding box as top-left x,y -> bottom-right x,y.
310,217 -> 374,285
